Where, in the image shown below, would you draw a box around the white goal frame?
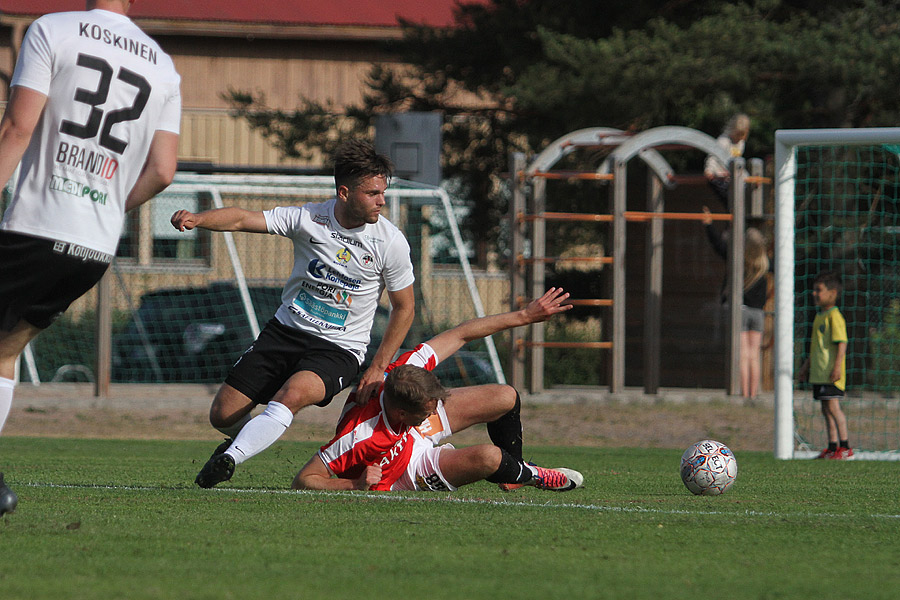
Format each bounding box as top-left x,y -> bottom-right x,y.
774,127 -> 900,460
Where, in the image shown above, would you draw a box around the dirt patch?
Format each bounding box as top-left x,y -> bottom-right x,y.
3,383 -> 775,452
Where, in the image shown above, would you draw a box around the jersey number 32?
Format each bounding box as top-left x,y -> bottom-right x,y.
59,53 -> 151,155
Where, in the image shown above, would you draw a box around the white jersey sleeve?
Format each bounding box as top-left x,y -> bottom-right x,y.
381,233 -> 415,292
1,9 -> 182,255
9,18 -> 53,95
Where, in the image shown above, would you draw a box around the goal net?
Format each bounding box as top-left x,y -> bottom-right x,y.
774,128 -> 900,460
10,174 -> 505,390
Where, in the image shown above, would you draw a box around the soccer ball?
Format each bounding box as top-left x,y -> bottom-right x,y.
680,440 -> 737,496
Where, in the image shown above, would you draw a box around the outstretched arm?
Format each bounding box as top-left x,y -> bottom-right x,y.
425,288 -> 572,362
291,455 -> 381,491
171,206 -> 268,233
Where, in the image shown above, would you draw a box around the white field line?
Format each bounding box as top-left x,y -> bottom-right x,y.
23,482 -> 900,520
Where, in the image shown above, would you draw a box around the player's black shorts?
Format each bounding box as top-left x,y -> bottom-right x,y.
225,318 -> 360,407
813,384 -> 844,400
0,231 -> 111,331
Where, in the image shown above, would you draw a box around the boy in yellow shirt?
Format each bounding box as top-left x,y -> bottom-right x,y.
799,271 -> 852,459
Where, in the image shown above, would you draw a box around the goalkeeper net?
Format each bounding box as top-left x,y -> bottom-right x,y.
10,174 -> 505,391
774,129 -> 900,460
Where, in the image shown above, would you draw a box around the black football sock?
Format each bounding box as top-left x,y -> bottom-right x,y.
828,442 -> 838,452
485,448 -> 532,484
487,391 -> 523,461
839,440 -> 850,449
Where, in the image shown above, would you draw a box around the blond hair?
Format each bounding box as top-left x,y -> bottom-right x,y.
725,113 -> 751,138
744,227 -> 768,291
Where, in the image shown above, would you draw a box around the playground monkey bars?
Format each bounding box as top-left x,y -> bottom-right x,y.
509,126 -> 769,395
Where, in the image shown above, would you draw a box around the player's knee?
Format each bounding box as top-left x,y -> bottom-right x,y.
271,388 -> 319,413
208,388 -> 252,428
496,385 -> 518,412
208,405 -> 236,429
476,445 -> 502,472
272,374 -> 326,413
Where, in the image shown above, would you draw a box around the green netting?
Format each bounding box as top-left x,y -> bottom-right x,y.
793,144 -> 900,453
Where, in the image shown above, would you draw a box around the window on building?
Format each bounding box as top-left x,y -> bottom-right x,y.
116,191 -> 211,267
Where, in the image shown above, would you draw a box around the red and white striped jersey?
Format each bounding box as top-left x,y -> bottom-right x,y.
317,343 -> 447,490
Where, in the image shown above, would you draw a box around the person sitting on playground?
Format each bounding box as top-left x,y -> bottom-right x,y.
704,113 -> 750,208
291,288 -> 584,493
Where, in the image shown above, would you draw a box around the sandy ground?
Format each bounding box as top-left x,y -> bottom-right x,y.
3,383 -> 776,453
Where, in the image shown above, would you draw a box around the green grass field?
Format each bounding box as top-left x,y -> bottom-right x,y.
1,437 -> 898,600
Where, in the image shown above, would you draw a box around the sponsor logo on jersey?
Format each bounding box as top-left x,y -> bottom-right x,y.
49,175 -> 108,205
333,291 -> 352,306
377,431 -> 409,468
301,279 -> 339,298
51,241 -> 113,263
415,414 -> 443,437
78,22 -> 158,65
307,259 -> 361,290
56,142 -> 118,180
287,305 -> 347,332
365,234 -> 384,244
309,237 -> 326,245
335,247 -> 352,265
312,214 -> 331,228
330,231 -> 365,249
361,253 -> 374,267
300,280 -> 353,307
292,290 -> 349,326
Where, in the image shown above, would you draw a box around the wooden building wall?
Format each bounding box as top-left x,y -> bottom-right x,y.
158,36 -> 399,111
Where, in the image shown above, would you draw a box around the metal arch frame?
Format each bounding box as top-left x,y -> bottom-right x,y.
526,127 -> 631,175
527,127 -> 678,187
608,125 -> 730,166
512,125 -> 744,395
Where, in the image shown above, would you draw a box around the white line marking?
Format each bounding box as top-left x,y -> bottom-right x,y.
22,482 -> 900,520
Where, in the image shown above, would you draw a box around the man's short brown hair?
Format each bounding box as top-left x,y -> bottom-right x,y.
333,139 -> 393,190
382,365 -> 448,413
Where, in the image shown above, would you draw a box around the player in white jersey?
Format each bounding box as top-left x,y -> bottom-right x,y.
292,288 -> 585,494
170,140 -> 416,488
0,0 -> 181,517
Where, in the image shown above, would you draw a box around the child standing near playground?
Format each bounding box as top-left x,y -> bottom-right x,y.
798,271 -> 853,459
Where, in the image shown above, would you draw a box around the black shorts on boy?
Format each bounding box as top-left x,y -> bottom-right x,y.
812,384 -> 844,400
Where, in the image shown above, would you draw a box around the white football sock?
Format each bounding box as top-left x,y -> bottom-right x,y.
215,413 -> 252,439
225,401 -> 293,465
0,377 -> 14,434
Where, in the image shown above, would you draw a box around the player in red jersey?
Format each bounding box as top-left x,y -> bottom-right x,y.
292,288 -> 584,493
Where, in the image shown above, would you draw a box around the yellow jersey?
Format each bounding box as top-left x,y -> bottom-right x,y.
809,306 -> 848,390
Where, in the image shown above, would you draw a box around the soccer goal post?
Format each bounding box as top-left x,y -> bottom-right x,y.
774,128 -> 900,460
